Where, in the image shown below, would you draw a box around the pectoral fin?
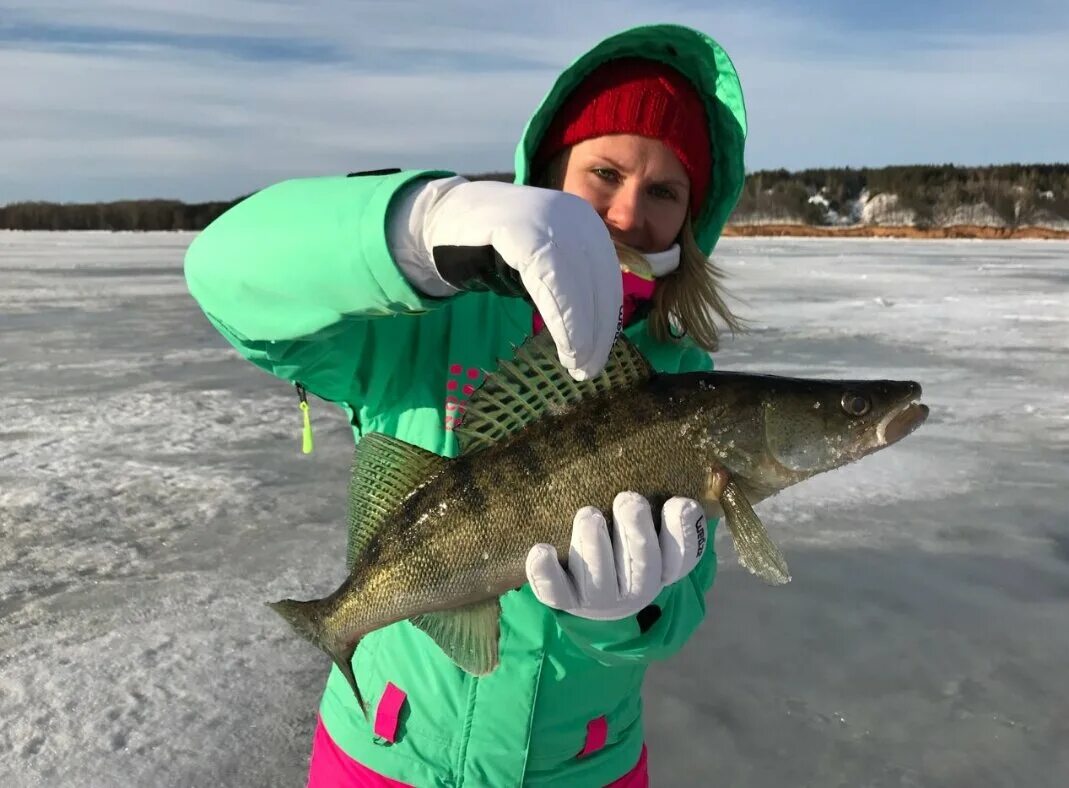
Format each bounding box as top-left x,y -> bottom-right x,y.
705,469 -> 791,585
410,598 -> 502,675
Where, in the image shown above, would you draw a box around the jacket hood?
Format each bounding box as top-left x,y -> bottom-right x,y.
514,24 -> 747,256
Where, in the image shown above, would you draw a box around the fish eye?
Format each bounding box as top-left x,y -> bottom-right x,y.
841,392 -> 871,417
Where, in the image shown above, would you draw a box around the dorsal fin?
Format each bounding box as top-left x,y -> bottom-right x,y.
454,331 -> 653,456
347,432 -> 447,570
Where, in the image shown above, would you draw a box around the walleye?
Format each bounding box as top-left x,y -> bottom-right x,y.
270,332 -> 928,712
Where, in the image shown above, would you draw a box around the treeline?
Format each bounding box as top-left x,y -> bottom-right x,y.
3,165 -> 1067,231
733,164 -> 1069,227
0,197 -> 246,231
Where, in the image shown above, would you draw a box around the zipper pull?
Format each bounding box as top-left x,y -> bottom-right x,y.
296,383 -> 314,454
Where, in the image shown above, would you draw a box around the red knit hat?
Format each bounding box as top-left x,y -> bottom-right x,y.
535,58 -> 712,215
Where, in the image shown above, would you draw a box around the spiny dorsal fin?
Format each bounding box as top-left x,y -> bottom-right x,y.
347,433 -> 446,570
409,598 -> 501,675
454,332 -> 652,456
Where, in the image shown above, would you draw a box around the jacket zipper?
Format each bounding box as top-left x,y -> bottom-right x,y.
295,383 -> 314,454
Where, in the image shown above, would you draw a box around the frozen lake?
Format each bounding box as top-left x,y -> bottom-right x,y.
1,231 -> 1067,787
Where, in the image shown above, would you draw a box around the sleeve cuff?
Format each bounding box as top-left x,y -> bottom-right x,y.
355,169 -> 457,311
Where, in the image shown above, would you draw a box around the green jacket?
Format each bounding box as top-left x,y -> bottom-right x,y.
185,24 -> 746,787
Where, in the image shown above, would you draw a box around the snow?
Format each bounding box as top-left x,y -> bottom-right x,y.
860,192 -> 917,226
2,231 -> 1068,786
936,202 -> 1008,228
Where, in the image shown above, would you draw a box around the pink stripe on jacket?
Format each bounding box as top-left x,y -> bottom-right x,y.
305,716 -> 650,787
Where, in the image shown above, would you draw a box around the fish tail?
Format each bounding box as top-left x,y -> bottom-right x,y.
268,597 -> 325,644
334,642 -> 367,718
268,598 -> 368,718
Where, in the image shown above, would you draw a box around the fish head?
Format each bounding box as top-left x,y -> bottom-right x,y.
756,376 -> 928,483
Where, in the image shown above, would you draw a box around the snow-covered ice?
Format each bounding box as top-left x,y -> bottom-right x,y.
1,231 -> 1067,786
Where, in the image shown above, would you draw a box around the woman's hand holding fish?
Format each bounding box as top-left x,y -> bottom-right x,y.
388,176 -> 624,381
525,492 -> 708,621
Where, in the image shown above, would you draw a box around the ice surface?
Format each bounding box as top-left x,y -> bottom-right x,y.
1,231 -> 1067,786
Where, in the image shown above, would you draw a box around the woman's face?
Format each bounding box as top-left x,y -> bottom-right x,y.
560,134 -> 691,253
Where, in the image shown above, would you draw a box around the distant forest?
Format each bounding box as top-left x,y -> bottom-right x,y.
732,164 -> 1069,227
0,198 -> 245,232
2,164 -> 1067,231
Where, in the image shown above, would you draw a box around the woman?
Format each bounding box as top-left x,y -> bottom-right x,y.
185,22 -> 746,788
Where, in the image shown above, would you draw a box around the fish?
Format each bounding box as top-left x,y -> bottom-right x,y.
269,331 -> 928,712
615,242 -> 655,280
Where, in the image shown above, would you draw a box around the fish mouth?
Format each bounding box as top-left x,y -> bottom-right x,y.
875,388 -> 929,448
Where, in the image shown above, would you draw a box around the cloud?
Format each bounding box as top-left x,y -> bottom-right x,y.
1,0 -> 1066,202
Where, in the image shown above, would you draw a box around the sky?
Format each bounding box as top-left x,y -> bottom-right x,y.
1,0 -> 1067,204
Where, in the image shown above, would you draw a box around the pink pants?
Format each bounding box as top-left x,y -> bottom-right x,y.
306,716 -> 650,787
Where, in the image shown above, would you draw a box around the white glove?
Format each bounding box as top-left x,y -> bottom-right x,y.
387,176 -> 623,381
525,492 -> 709,621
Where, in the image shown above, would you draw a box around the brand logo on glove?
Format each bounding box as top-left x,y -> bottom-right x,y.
695,515 -> 707,558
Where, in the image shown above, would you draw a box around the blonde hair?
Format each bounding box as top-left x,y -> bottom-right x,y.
535,150 -> 741,353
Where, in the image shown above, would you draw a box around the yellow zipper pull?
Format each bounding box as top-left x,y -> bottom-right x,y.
296,384 -> 314,454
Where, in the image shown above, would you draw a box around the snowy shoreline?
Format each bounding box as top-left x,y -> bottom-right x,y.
6,226 -> 1069,240
723,223 -> 1069,240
